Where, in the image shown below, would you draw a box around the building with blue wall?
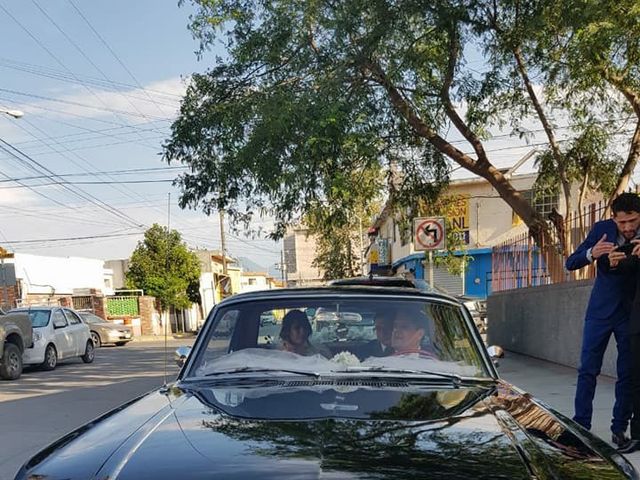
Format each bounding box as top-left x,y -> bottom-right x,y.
391,248 -> 493,299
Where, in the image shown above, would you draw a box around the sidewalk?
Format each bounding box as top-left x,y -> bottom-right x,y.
500,351 -> 640,470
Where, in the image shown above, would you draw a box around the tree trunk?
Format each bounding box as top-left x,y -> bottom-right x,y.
575,171 -> 590,280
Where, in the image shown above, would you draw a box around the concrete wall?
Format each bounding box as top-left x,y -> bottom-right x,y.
13,253 -> 106,296
487,279 -> 619,377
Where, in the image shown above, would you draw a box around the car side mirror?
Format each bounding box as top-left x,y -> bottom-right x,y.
53,321 -> 66,329
175,346 -> 192,368
487,345 -> 504,367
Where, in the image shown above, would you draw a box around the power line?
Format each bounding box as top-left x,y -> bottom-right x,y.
0,132 -> 167,161
13,115 -> 170,150
0,143 -> 77,210
0,95 -> 172,140
227,231 -> 280,254
32,0 -> 170,122
14,116 -> 166,229
2,230 -> 143,245
0,179 -> 175,188
0,2 -> 163,152
0,87 -> 168,122
0,166 -> 187,183
68,0 -> 170,117
0,136 -> 145,229
0,57 -> 183,100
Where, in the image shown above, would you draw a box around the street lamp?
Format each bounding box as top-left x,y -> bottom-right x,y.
0,108 -> 24,119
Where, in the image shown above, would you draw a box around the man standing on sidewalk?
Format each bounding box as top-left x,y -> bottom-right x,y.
566,192 -> 640,446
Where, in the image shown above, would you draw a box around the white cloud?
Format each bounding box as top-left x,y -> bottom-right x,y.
24,76 -> 188,123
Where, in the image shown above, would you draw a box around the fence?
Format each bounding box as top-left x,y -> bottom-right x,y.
72,295 -> 93,312
106,296 -> 140,316
492,200 -> 608,293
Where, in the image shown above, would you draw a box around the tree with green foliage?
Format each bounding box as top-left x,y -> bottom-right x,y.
126,224 -> 202,319
306,167 -> 383,280
164,0 -> 640,280
536,0 -> 640,205
478,0 -> 639,249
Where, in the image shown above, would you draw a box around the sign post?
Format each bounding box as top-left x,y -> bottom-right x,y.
413,217 -> 447,289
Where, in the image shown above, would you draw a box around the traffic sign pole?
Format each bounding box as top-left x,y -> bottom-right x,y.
428,251 -> 434,288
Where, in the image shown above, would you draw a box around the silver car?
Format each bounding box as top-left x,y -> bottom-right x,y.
78,312 -> 133,347
12,307 -> 95,371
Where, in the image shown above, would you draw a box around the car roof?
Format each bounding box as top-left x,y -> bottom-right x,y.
219,283 -> 459,307
329,276 -> 416,288
12,306 -> 66,311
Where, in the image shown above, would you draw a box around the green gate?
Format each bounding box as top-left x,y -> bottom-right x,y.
106,296 -> 139,316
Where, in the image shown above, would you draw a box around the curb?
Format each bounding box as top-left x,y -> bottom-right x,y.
130,334 -> 197,343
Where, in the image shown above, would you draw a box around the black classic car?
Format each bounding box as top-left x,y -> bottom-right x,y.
15,285 -> 638,479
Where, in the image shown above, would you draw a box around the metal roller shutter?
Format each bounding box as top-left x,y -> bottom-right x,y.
430,265 -> 464,295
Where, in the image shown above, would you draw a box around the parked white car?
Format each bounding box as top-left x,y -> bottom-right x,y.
11,307 -> 95,371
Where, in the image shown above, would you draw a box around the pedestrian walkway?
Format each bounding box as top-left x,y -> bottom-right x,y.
499,351 -> 640,470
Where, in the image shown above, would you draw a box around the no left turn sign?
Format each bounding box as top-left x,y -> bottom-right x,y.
414,217 -> 447,251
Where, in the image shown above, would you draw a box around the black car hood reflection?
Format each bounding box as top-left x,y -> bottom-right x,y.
17,380 -> 633,480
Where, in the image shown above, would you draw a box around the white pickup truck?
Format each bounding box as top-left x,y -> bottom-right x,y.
0,308 -> 32,380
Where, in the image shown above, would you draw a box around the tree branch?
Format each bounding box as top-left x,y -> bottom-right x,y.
608,119 -> 640,206
512,45 -> 571,217
440,26 -> 490,168
361,58 -> 545,236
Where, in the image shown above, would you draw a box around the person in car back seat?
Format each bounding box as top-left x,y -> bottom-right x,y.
357,311 -> 394,359
279,310 -> 329,357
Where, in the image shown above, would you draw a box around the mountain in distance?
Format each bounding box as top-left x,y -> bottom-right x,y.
236,256 -> 281,278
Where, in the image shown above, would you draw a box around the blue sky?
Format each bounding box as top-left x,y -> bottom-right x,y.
0,0 -> 282,269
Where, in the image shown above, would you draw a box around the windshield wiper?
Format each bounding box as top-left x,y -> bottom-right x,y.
197,367 -> 321,378
343,366 -> 495,387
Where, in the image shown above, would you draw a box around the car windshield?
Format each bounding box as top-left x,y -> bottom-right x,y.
25,310 -> 51,328
79,313 -> 102,324
186,296 -> 489,380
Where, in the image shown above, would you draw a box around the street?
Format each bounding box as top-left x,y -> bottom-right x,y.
0,339 -> 192,480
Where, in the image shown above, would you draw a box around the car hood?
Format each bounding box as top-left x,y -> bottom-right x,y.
17,380 -> 635,480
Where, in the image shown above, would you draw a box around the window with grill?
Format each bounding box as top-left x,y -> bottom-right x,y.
512,190 -> 558,225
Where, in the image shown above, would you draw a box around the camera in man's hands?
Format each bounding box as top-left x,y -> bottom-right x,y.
616,243 -> 636,256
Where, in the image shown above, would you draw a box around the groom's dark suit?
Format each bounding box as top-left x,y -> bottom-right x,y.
566,218 -> 635,434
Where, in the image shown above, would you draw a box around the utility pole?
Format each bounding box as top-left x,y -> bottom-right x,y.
357,215 -> 364,275
219,210 -> 228,275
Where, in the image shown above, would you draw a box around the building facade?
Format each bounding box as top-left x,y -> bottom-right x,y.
239,271 -> 279,293
283,226 -> 324,286
0,253 -> 113,309
370,165 -> 592,298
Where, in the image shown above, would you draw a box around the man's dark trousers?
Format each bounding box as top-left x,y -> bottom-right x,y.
574,306 -> 630,432
629,334 -> 640,439
567,219 -> 634,433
